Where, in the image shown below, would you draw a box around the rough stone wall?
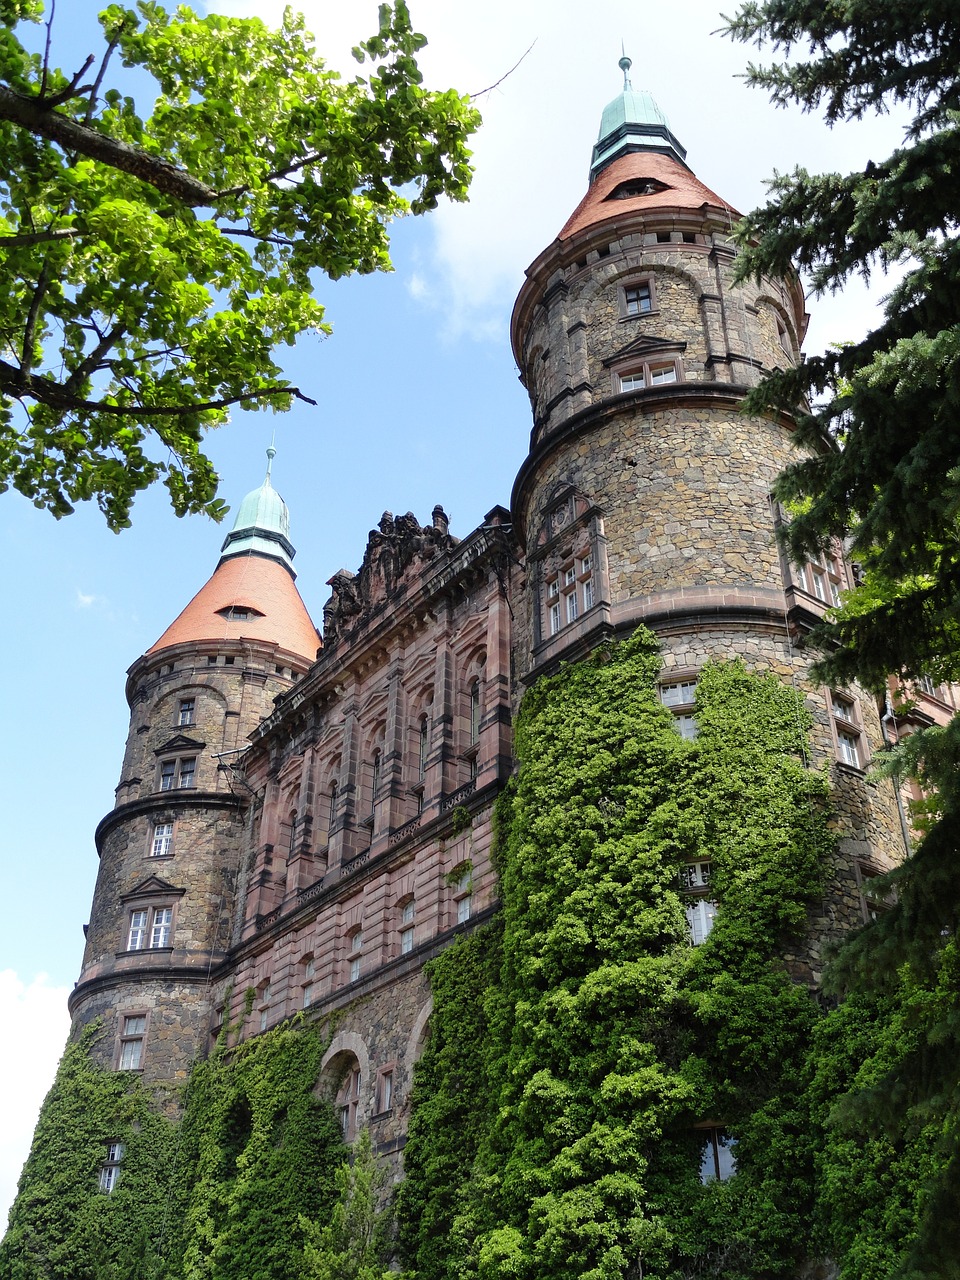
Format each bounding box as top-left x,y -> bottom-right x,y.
69,975 -> 215,1093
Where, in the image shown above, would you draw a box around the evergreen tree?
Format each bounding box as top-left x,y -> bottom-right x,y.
725,0 -> 960,692
726,7 -> 960,1271
300,1129 -> 394,1280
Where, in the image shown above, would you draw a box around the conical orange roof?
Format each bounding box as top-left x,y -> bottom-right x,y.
147,450 -> 320,663
147,553 -> 320,662
559,150 -> 738,243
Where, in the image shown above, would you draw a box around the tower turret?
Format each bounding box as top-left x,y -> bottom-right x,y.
510,63 -> 809,683
70,453 -> 319,1086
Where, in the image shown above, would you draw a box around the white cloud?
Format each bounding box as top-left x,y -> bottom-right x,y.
0,972 -> 71,1232
75,589 -> 101,609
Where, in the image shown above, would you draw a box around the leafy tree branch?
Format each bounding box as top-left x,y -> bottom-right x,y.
0,0 -> 480,528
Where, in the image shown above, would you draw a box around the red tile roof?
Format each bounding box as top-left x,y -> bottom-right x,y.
148,554 -> 320,663
559,151 -> 739,242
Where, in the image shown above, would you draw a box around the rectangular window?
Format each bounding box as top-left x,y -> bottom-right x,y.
350,956 -> 362,983
302,983 -> 313,1009
685,898 -> 718,945
624,282 -> 652,315
98,1138 -> 125,1191
699,1129 -> 737,1182
178,757 -> 196,789
339,1104 -> 351,1138
831,693 -> 863,768
151,822 -> 173,857
377,1069 -> 394,1113
648,362 -> 678,385
304,958 -> 315,979
549,601 -> 561,636
150,907 -> 172,949
127,910 -> 147,951
457,894 -> 472,925
565,591 -> 579,624
660,680 -> 698,707
178,698 -> 195,726
159,760 -> 176,791
679,860 -> 713,891
401,900 -> 415,925
119,1015 -> 146,1070
619,372 -> 646,392
400,926 -> 415,954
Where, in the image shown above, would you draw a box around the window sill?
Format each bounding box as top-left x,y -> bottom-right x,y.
115,946 -> 174,959
371,1109 -> 393,1122
619,309 -> 660,323
833,760 -> 870,781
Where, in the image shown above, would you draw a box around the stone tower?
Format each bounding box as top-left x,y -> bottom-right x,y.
509,60 -> 907,971
70,451 -> 320,1089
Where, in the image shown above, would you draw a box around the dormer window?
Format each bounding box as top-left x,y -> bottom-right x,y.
217,604 -> 263,622
605,177 -> 669,200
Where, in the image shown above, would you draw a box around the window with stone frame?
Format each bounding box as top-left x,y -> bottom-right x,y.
617,359 -> 680,391
619,275 -> 657,318
177,697 -> 195,726
532,486 -> 605,650
399,897 -> 416,955
452,865 -> 472,925
830,692 -> 865,769
158,755 -> 196,791
301,955 -> 316,1008
98,1140 -> 125,1191
660,678 -> 699,741
149,820 -> 174,857
337,1063 -> 362,1141
375,1066 -> 395,1115
118,1014 -> 147,1070
126,905 -> 173,951
348,928 -> 363,983
855,860 -> 897,923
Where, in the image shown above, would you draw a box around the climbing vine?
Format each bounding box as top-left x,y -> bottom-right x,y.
0,1023 -> 177,1280
397,630 -> 835,1280
1,1019 -> 344,1280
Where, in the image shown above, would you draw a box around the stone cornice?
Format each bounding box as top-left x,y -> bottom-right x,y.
68,958 -> 228,1014
95,791 -> 243,853
512,382 -> 795,544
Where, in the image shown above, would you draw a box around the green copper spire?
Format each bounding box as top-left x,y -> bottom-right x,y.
218,445 -> 297,576
590,53 -> 688,181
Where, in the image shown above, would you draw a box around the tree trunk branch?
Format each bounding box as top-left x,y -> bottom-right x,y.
0,359 -> 317,413
0,85 -> 218,206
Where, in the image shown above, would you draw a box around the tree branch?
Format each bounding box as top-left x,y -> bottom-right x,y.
216,150 -> 326,200
0,228 -> 79,246
21,259 -> 53,374
220,228 -> 296,246
0,85 -> 218,206
0,359 -> 317,413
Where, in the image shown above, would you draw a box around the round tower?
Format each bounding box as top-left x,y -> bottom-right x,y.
509,63 -> 910,980
71,451 -> 320,1088
511,56 -> 809,681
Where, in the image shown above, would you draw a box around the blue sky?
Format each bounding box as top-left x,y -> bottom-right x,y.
0,0 -> 910,1223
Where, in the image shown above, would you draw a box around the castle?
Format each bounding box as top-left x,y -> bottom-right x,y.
47,61 -> 953,1206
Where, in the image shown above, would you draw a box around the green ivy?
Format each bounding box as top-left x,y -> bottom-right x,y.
397,631 -> 835,1280
0,1023 -> 177,1280
1,1019 -> 344,1280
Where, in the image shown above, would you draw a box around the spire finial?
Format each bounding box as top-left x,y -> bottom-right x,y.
265,439 -> 276,481
619,45 -> 632,91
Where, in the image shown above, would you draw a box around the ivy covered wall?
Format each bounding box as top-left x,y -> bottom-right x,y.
0,1019 -> 345,1280
398,632 -> 835,1280
4,632 -> 954,1280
